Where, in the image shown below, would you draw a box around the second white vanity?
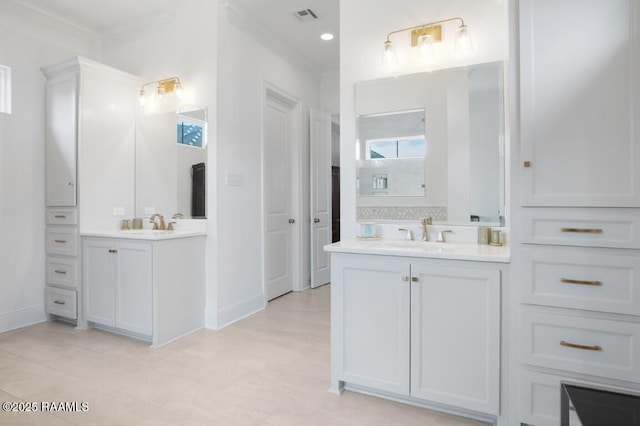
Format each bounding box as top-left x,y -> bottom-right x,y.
326,238 -> 510,423
82,229 -> 206,348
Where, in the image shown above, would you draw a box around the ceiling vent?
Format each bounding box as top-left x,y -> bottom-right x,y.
294,8 -> 319,22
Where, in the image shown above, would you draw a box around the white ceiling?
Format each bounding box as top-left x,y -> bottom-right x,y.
18,0 -> 339,75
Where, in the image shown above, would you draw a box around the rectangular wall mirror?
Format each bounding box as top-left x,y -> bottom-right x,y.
356,61 -> 505,225
135,106 -> 208,219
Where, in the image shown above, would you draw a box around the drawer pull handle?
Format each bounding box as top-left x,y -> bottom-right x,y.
54,239 -> 67,244
54,270 -> 67,275
53,300 -> 66,305
561,227 -> 603,234
560,340 -> 602,351
561,278 -> 602,286
54,215 -> 67,219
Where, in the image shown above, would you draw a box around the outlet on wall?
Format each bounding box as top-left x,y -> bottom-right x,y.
113,207 -> 125,216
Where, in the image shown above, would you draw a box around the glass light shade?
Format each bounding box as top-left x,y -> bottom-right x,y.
138,90 -> 146,106
454,25 -> 474,55
381,41 -> 398,71
416,34 -> 437,62
156,85 -> 165,102
174,82 -> 184,99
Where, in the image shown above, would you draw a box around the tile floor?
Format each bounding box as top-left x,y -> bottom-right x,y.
0,285 -> 489,425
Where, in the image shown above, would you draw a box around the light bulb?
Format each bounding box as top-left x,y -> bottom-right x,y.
174,82 -> 184,99
156,85 -> 164,103
381,40 -> 398,72
138,90 -> 146,106
416,34 -> 437,62
454,24 -> 474,55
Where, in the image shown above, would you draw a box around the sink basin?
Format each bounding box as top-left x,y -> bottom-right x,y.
360,239 -> 455,252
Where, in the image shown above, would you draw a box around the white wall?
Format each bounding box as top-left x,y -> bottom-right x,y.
215,4 -> 321,327
0,7 -> 101,332
340,0 -> 507,238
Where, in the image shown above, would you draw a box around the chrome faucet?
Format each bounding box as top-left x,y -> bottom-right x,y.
419,217 -> 432,241
398,227 -> 413,241
437,229 -> 453,243
150,214 -> 166,230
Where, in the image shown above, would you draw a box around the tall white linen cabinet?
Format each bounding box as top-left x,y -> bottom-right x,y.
42,57 -> 137,325
511,0 -> 640,424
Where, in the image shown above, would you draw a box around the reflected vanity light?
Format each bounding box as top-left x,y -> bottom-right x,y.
382,17 -> 474,71
138,77 -> 184,106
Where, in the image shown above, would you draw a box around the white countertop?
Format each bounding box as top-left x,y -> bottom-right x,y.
324,239 -> 510,263
81,229 -> 207,241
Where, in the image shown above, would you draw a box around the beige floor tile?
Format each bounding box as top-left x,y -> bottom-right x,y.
0,285 -> 489,426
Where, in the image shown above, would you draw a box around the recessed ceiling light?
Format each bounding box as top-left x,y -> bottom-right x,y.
320,33 -> 334,41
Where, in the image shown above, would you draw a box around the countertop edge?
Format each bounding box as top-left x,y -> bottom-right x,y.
324,241 -> 511,264
81,230 -> 208,241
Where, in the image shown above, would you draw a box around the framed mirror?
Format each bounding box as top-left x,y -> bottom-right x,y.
135,106 -> 207,219
356,61 -> 505,225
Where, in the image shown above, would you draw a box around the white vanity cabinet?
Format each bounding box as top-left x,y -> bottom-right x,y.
512,1 -> 640,424
82,234 -> 206,347
42,57 -> 138,325
518,0 -> 640,207
84,239 -> 152,335
330,252 -> 502,417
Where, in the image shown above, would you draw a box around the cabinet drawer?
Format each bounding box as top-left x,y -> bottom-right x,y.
46,208 -> 77,225
45,286 -> 77,319
520,371 -> 609,426
46,227 -> 78,256
46,256 -> 79,288
521,248 -> 640,315
521,210 -> 640,249
521,311 -> 640,383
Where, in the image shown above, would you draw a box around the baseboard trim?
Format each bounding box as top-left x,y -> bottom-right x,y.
206,295 -> 265,330
0,305 -> 47,333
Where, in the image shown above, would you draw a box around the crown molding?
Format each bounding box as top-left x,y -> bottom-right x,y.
0,0 -> 101,45
218,0 -> 321,80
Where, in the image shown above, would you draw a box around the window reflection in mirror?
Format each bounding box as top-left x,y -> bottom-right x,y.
356,109 -> 426,197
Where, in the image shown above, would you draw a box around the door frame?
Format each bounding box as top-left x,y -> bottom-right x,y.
262,82 -> 304,304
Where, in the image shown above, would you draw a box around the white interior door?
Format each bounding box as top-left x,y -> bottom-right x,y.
310,109 -> 332,287
265,93 -> 295,301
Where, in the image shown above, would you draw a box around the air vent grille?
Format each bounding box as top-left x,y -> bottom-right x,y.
294,8 -> 319,22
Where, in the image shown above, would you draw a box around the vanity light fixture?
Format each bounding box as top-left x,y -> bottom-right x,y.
138,77 -> 184,106
382,17 -> 474,70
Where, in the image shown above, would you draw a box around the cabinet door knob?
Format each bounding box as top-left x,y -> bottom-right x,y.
314,218 -> 320,223
108,249 -> 118,254
289,218 -> 295,224
402,276 -> 409,281
68,182 -> 74,186
523,161 -> 531,168
411,277 -> 419,282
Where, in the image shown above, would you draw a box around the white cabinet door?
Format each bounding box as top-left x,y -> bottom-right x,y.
45,72 -> 77,207
84,239 -> 116,327
116,242 -> 152,335
410,265 -> 500,415
519,0 -> 640,206
332,254 -> 411,395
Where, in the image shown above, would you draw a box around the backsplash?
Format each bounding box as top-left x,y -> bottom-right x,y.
357,206 -> 447,221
